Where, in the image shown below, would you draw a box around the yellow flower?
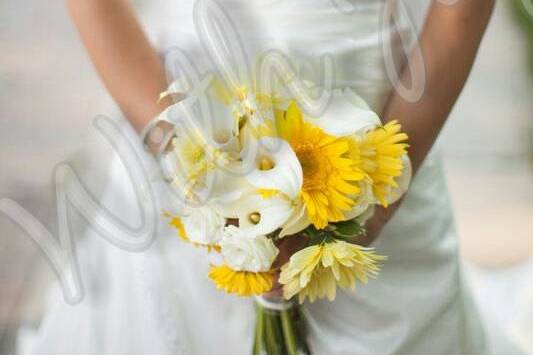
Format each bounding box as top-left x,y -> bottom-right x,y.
276,101 -> 365,229
358,120 -> 409,207
208,264 -> 275,296
279,241 -> 385,303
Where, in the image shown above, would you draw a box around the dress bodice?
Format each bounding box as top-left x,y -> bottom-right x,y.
137,0 -> 420,111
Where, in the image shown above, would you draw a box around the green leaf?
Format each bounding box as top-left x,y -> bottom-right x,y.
331,219 -> 365,237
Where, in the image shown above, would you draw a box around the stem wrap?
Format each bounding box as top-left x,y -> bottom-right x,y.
252,296 -> 311,355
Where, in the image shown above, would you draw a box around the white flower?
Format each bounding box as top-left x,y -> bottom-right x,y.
219,226 -> 279,272
278,200 -> 310,238
230,136 -> 308,236
158,94 -> 244,204
216,192 -> 294,236
244,137 -> 303,199
306,88 -> 381,137
180,206 -> 226,246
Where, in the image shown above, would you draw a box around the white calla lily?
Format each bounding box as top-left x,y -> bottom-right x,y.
175,92 -> 240,151
217,191 -> 294,236
307,88 -> 381,137
206,87 -> 242,145
278,200 -> 311,238
205,168 -> 247,205
244,137 -> 303,199
219,226 -> 279,272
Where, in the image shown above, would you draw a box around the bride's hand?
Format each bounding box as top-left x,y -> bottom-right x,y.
263,233 -> 308,299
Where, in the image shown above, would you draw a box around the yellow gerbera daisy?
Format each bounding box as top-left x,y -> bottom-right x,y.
208,264 -> 275,296
279,241 -> 385,303
358,120 -> 409,206
276,101 -> 365,229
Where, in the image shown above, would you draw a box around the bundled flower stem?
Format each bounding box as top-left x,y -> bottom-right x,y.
253,297 -> 310,355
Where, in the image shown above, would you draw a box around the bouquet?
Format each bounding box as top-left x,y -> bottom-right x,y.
156,75 -> 411,354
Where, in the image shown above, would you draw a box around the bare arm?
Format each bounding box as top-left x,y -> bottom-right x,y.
65,0 -> 170,132
362,0 -> 495,244
385,0 -> 495,172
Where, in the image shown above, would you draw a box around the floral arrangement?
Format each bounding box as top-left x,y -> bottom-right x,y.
157,76 -> 411,354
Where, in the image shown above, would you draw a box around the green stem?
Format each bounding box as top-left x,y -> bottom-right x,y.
281,309 -> 297,355
272,312 -> 284,352
264,311 -> 278,354
254,305 -> 265,355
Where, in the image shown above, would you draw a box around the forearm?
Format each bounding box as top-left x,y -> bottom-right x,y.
361,0 -> 495,244
65,0 -> 170,132
383,0 -> 495,173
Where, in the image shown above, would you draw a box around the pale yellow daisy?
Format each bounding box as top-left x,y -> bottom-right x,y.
279,240 -> 385,303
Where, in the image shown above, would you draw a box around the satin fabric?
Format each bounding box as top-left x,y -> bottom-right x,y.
19,1 -> 488,354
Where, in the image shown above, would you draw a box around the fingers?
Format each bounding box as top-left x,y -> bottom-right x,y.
272,234 -> 309,268
264,234 -> 308,299
264,272 -> 283,299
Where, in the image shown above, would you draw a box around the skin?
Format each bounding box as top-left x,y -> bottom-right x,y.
65,0 -> 172,132
66,0 -> 495,295
362,0 -> 495,247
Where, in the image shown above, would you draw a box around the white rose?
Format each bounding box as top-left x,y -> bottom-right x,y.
219,225 -> 279,272
182,206 -> 225,246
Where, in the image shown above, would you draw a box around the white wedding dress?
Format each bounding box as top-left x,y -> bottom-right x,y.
18,1 -> 489,354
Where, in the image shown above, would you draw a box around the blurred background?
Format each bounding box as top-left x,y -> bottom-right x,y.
1,0 -> 532,354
